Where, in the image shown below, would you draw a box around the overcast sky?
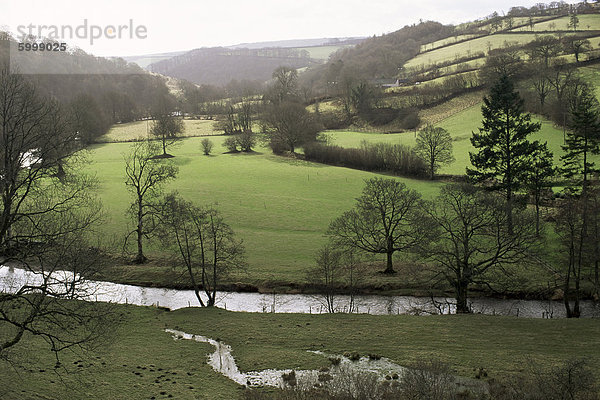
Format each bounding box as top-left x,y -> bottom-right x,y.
4,0 -> 581,57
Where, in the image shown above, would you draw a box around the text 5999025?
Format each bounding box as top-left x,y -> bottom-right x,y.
17,42 -> 67,51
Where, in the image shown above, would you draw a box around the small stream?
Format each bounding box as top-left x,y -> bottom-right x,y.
165,329 -> 485,395
2,265 -> 600,318
166,328 -> 408,389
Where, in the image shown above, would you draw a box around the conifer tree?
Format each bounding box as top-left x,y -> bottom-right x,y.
467,75 -> 540,233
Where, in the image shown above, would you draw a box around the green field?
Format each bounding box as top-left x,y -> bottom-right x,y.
297,45 -> 349,60
419,34 -> 481,53
405,32 -> 576,69
88,136 -> 443,287
512,14 -> 600,32
98,119 -> 220,143
87,99 -> 572,293
3,304 -> 600,400
324,105 -> 567,176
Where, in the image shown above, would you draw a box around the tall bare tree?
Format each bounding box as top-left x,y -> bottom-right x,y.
150,95 -> 184,157
415,125 -> 455,180
124,140 -> 178,264
0,68 -> 114,358
328,178 -> 431,274
157,193 -> 246,306
262,101 -> 321,153
425,183 -> 539,313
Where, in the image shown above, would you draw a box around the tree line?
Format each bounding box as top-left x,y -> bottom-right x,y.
315,74 -> 600,317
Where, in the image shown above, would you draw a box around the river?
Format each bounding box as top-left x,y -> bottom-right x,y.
1,265 -> 599,318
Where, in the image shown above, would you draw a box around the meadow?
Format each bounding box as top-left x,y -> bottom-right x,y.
405,33 -> 548,69
87,133 -> 443,289
3,304 -> 600,400
97,119 -> 219,143
511,13 -> 600,32
88,93 -> 572,294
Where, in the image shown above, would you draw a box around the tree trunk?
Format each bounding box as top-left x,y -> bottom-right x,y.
383,251 -> 395,274
535,200 -> 540,236
506,187 -> 514,235
134,199 -> 147,264
456,282 -> 470,314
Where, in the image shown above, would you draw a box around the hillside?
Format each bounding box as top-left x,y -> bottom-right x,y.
0,33 -> 172,142
147,38 -> 361,86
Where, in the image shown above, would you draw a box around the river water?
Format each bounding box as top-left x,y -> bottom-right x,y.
1,265 -> 599,318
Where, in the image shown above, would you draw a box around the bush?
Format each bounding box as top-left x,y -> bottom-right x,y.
397,108 -> 421,130
318,111 -> 351,130
488,358 -> 599,400
236,131 -> 256,152
303,141 -> 427,178
201,138 -> 213,155
223,136 -> 239,152
398,359 -> 455,400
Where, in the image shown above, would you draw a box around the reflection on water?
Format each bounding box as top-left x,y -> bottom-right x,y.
2,265 -> 599,318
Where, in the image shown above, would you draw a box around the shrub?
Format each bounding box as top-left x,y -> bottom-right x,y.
398,359 -> 455,400
318,111 -> 350,130
201,138 -> 213,155
223,136 -> 239,152
236,131 -> 256,152
303,141 -> 427,178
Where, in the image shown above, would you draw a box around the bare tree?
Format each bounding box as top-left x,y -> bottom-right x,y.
266,66 -> 299,104
262,101 -> 321,153
528,62 -> 552,111
124,140 -> 178,264
328,178 -> 432,274
0,69 -> 114,359
306,246 -> 365,313
157,193 -> 246,306
425,183 -> 539,313
563,37 -> 592,63
526,142 -> 555,236
0,69 -> 85,253
415,125 -> 455,180
150,94 -> 184,157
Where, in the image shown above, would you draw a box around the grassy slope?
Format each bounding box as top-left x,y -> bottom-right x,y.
3,304 -> 600,400
407,14 -> 600,71
511,14 -> 600,32
406,33 -> 552,69
88,135 -> 442,286
325,104 -> 566,176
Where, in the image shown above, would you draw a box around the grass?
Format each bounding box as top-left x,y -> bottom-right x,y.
511,14 -> 600,32
297,45 -> 348,60
323,103 -> 567,176
3,303 -> 600,399
419,34 -> 481,53
97,119 -> 220,143
405,32 -> 577,69
88,91 -> 580,292
86,136 -> 443,287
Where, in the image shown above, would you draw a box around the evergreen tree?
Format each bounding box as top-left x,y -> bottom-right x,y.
467,75 -> 541,233
561,85 -> 600,194
526,141 -> 555,235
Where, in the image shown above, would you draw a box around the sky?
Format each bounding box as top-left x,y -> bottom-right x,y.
4,0 -> 583,57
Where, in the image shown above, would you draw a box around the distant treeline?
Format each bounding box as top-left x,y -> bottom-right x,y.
149,47 -> 315,86
0,35 -> 172,143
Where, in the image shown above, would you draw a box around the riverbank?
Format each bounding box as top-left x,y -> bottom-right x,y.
2,304 -> 600,400
92,256 -> 582,302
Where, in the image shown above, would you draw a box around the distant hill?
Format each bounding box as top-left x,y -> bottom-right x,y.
143,38 -> 364,86
121,51 -> 187,69
227,37 -> 364,49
